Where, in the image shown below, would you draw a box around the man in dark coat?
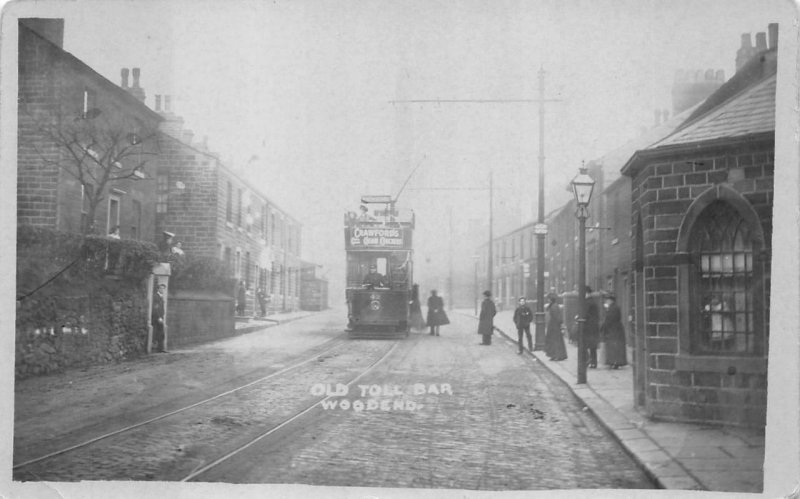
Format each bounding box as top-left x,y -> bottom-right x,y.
584,286 -> 600,368
152,283 -> 167,353
512,297 -> 533,354
362,264 -> 387,289
478,290 -> 497,345
426,289 -> 448,336
236,281 -> 247,315
256,288 -> 268,317
601,293 -> 627,368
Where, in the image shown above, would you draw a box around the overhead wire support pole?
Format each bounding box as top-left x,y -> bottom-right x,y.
391,72 -> 561,319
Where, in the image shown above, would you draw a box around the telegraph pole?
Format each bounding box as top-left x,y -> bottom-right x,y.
533,67 -> 548,351
392,73 -> 561,314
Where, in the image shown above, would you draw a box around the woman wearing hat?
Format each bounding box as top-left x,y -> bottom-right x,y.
545,293 -> 567,361
601,293 -> 627,369
478,290 -> 497,345
426,289 -> 449,336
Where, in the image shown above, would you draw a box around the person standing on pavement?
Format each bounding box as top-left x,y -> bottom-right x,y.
409,284 -> 426,331
426,289 -> 449,336
584,286 -> 600,368
256,287 -> 268,317
545,293 -> 567,361
152,283 -> 167,353
601,293 -> 627,369
236,281 -> 247,316
478,290 -> 497,345
512,297 -> 533,354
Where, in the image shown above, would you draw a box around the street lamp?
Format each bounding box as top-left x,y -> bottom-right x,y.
572,164 -> 595,385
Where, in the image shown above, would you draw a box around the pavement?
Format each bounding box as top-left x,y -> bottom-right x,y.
233,309 -> 318,334
457,308 -> 766,493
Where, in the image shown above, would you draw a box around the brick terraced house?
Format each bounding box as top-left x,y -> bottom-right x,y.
152,102 -> 302,314
18,19 -> 163,239
621,24 -> 778,427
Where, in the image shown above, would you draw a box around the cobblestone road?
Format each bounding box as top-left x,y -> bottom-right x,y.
196,313 -> 655,490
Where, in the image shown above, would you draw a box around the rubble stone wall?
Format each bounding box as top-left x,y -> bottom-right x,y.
15,226 -> 158,379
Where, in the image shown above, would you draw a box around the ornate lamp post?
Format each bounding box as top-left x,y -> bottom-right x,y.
572,165 -> 595,385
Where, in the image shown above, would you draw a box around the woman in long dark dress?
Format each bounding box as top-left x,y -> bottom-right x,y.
545,293 -> 567,361
478,290 -> 496,345
601,293 -> 627,368
426,289 -> 449,336
584,286 -> 600,368
409,284 -> 426,331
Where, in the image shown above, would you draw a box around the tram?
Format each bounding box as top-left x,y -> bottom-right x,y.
344,195 -> 414,337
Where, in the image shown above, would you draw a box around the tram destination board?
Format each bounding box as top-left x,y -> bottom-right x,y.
345,226 -> 413,250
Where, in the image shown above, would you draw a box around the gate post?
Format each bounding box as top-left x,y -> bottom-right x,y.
148,263 -> 171,354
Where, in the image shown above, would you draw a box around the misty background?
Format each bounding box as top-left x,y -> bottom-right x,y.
10,0 -> 788,305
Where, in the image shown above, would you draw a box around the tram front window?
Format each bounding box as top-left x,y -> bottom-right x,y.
362,263 -> 387,289
347,252 -> 410,290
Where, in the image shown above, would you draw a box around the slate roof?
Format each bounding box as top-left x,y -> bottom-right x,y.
653,48 -> 777,148
655,74 -> 775,147
622,48 -> 777,177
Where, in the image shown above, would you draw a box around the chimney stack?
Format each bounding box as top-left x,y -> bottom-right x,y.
120,68 -> 129,89
755,32 -> 767,52
768,23 -> 778,50
154,94 -> 161,112
126,67 -> 146,102
736,33 -> 754,71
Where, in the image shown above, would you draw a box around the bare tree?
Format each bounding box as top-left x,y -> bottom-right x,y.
20,99 -> 160,234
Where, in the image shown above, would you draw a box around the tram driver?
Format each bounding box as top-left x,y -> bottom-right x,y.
362,264 -> 387,289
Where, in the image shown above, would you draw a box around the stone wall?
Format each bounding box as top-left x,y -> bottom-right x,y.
630,143 -> 772,428
16,226 -> 159,378
16,285 -> 149,378
166,290 -> 235,347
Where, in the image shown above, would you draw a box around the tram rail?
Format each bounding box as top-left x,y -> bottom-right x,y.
13,335 -> 353,475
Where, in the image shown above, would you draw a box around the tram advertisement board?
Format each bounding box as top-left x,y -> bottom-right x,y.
345,226 -> 412,250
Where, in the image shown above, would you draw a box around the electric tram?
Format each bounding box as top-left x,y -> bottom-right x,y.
344,195 -> 414,338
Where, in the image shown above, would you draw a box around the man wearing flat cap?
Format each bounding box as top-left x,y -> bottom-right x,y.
362,264 -> 386,289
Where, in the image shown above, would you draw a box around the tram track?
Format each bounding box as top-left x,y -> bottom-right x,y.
12,334 -> 357,477
181,340 -> 399,481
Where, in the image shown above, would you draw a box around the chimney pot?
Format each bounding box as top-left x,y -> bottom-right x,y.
768,23 -> 778,50
755,32 -> 767,51
131,67 -> 141,88
155,95 -> 162,112
741,33 -> 752,48
121,68 -> 129,89
165,95 -> 172,113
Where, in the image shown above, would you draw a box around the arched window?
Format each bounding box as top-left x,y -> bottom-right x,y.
689,200 -> 759,355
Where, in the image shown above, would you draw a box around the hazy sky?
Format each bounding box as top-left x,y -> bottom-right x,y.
7,0 -> 792,290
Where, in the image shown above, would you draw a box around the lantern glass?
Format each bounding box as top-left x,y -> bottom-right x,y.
571,168 -> 596,208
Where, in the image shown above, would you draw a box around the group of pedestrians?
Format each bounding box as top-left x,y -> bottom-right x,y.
475,287 -> 626,370
410,283 -> 627,371
578,287 -> 628,369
